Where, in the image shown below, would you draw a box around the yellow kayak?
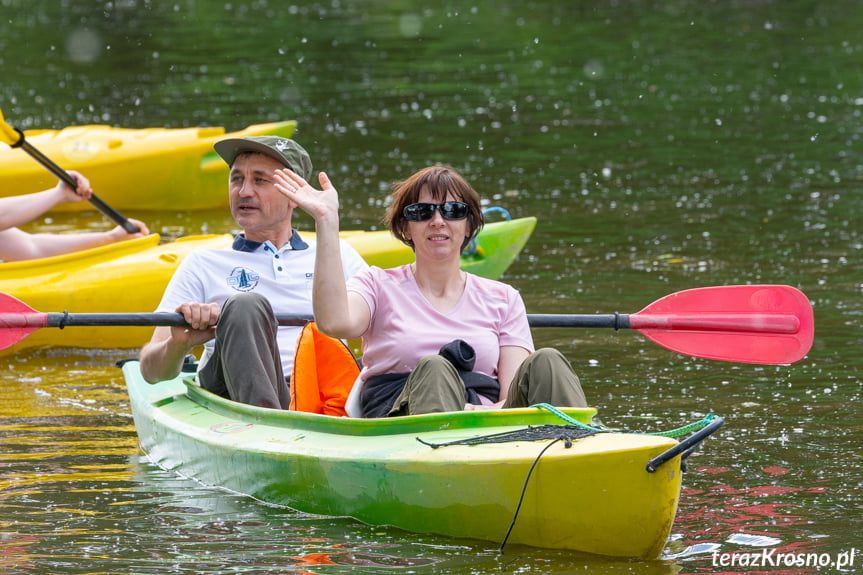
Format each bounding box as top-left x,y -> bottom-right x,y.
0,217 -> 536,354
0,120 -> 296,211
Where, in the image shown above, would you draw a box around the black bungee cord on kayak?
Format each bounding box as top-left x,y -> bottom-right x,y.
498,437 -> 564,552
415,423 -> 601,448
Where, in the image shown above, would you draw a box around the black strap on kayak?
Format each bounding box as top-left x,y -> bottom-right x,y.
416,423 -> 601,448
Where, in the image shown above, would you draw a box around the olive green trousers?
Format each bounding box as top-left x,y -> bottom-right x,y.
389,348 -> 588,416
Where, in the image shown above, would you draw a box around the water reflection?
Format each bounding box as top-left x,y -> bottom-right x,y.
670,464 -> 847,572
1,447 -> 688,574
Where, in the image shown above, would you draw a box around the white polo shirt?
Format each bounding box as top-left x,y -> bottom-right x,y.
156,229 -> 368,374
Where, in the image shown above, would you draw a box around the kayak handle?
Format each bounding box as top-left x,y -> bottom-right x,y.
646,416 -> 725,473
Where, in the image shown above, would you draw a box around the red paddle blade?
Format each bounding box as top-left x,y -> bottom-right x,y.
629,285 -> 814,365
0,293 -> 48,350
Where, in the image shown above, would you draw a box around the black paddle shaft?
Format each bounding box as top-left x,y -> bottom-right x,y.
42,312 -> 632,330
14,132 -> 140,234
526,313 -> 631,330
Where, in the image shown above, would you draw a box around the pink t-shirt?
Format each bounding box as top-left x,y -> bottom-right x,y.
347,265 -> 534,382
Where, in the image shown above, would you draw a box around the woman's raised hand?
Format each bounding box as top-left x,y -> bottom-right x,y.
274,168 -> 340,224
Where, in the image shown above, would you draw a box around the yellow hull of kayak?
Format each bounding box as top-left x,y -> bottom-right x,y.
0,217 -> 536,354
0,121 -> 296,211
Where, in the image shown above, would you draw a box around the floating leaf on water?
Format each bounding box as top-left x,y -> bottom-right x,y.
726,533 -> 782,547
662,542 -> 721,559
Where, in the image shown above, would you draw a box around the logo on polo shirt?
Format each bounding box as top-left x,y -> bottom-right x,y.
226,267 -> 260,292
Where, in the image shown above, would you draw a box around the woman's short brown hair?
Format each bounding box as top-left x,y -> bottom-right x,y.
384,165 -> 484,251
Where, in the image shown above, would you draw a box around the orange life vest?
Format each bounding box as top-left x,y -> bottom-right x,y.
289,322 -> 360,416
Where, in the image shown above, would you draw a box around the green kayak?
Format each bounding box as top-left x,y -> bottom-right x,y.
120,359 -> 719,559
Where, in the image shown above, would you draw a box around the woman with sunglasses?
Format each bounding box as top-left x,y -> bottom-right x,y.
274,164 -> 587,417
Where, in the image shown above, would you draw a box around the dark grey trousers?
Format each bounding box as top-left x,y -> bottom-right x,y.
198,293 -> 291,409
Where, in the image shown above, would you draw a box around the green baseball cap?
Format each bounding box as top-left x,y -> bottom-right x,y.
213,135 -> 313,181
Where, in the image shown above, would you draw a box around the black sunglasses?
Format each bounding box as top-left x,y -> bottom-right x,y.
403,202 -> 470,222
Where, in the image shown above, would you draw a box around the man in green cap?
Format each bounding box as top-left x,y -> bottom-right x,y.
139,136 -> 368,409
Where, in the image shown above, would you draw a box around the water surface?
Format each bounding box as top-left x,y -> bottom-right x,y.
1,1 -> 860,573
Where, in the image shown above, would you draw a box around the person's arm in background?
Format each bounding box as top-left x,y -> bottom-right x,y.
0,171 -> 149,261
0,171 -> 95,230
0,218 -> 149,261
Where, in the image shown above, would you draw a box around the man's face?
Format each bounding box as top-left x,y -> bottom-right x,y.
228,153 -> 297,242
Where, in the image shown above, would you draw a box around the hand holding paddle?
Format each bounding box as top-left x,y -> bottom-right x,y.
0,285 -> 814,364
0,106 -> 141,234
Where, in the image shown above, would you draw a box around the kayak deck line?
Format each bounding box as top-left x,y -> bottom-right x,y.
417,422 -> 602,448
